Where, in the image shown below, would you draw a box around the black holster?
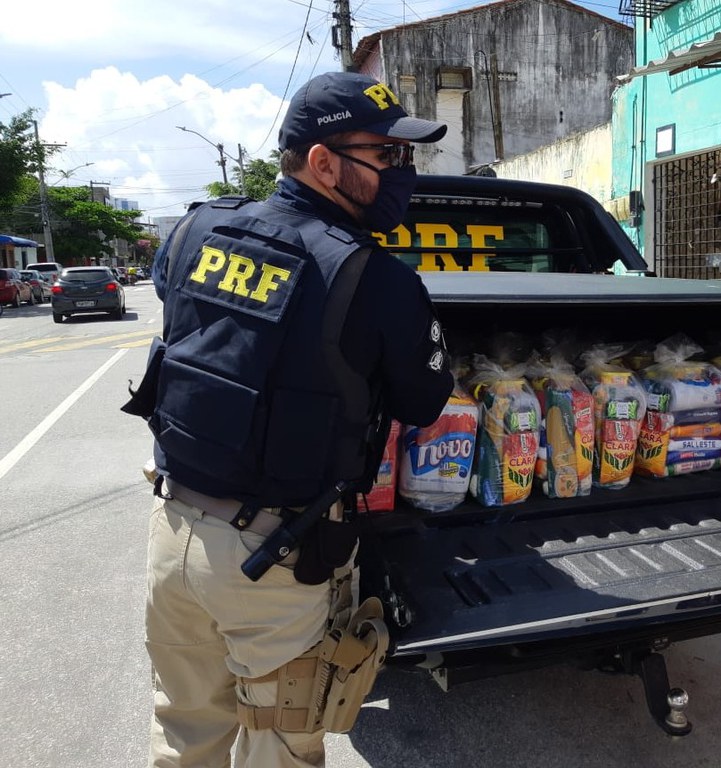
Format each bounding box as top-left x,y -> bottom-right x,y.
294,518 -> 360,586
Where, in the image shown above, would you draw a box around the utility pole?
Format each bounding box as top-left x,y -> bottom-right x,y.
32,120 -> 55,262
177,126 -> 229,184
237,144 -> 246,195
217,143 -> 228,184
480,50 -> 505,161
332,0 -> 355,72
490,52 -> 505,160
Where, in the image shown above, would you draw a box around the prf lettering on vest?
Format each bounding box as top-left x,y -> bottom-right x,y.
363,83 -> 401,110
189,245 -> 292,303
375,223 -> 506,271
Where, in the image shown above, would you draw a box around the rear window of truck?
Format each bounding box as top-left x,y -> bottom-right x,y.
375,197 -> 583,273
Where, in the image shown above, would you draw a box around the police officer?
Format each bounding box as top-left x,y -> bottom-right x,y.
144,71 -> 453,767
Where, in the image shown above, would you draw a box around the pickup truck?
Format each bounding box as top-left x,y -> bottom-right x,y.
358,174 -> 721,735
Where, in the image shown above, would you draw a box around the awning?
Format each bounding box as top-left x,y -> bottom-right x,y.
0,234 -> 38,247
617,32 -> 721,82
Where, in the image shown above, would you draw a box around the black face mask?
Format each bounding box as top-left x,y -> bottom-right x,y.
331,152 -> 417,234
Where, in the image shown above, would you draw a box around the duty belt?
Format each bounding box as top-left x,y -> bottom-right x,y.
163,477 -> 344,537
165,478 -> 284,536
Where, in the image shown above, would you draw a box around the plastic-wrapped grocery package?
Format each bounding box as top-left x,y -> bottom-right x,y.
528,355 -> 594,498
635,335 -> 721,478
465,357 -> 541,507
398,390 -> 478,513
580,345 -> 647,489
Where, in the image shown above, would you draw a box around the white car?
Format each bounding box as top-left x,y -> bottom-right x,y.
25,261 -> 64,284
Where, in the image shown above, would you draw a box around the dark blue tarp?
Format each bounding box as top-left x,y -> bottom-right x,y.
0,234 -> 38,247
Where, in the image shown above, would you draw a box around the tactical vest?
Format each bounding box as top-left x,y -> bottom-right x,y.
151,196 -> 380,506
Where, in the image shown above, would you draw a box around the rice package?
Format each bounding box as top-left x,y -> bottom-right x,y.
635,335 -> 721,478
357,420 -> 401,512
398,390 -> 478,513
580,345 -> 647,489
528,356 -> 595,498
466,359 -> 541,507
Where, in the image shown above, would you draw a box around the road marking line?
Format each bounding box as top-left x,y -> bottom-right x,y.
0,337 -> 66,354
0,350 -> 128,481
115,338 -> 153,349
36,329 -> 157,353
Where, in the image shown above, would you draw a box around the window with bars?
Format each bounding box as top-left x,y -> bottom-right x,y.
652,148 -> 721,279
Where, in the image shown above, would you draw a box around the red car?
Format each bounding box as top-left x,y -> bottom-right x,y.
0,267 -> 35,307
20,269 -> 52,303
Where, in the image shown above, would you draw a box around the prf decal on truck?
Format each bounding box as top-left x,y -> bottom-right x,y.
374,223 -> 505,272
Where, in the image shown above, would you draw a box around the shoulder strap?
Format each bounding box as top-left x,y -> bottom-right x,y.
322,246 -> 372,423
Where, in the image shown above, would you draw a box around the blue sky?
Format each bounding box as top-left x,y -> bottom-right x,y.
0,0 -> 628,218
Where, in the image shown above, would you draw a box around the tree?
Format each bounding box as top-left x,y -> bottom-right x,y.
240,152 -> 281,201
47,186 -> 143,263
204,151 -> 281,201
0,110 -> 55,210
133,231 -> 161,267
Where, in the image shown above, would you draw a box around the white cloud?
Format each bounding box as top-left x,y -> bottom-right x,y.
41,67 -> 286,217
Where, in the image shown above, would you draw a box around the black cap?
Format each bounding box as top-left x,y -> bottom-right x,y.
278,71 -> 447,150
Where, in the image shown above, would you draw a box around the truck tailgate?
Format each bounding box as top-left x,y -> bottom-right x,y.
367,474 -> 721,656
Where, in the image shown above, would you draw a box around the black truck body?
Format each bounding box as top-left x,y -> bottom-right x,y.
359,175 -> 721,733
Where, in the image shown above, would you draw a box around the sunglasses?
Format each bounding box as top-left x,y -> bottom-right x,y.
327,142 -> 415,169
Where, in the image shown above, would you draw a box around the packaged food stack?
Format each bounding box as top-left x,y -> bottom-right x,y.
529,358 -> 595,498
466,359 -> 541,507
357,420 -> 401,512
636,336 -> 721,478
398,389 -> 478,513
580,346 -> 647,489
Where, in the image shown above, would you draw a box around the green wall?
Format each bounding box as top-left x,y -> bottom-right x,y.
611,0 -> 721,258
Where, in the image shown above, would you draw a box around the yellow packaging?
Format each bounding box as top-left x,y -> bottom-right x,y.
597,419 -> 639,485
635,425 -> 671,477
501,431 -> 538,503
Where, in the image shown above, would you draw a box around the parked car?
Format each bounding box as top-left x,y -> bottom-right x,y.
25,261 -> 64,284
51,266 -> 126,323
0,267 -> 35,307
20,269 -> 52,303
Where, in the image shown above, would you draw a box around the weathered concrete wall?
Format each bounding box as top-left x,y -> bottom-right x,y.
366,0 -> 633,175
492,122 -> 613,204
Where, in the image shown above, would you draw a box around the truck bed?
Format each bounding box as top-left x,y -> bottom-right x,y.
360,273 -> 721,659
365,472 -> 721,656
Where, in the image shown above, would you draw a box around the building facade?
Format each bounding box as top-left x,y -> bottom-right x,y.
354,0 -> 633,175
612,0 -> 721,277
0,234 -> 39,269
153,215 -> 184,244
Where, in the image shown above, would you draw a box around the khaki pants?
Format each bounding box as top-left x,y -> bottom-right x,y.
146,494 -> 332,768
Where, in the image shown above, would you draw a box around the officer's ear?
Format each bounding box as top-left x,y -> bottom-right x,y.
307,143 -> 340,189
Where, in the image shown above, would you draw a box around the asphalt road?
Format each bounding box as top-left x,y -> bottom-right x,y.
1,286 -> 720,768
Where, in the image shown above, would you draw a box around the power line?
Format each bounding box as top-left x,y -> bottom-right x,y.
250,0 -> 316,154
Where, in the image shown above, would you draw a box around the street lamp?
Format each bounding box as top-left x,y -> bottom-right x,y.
176,125 -> 229,184
49,162 -> 95,185
0,93 -> 11,98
